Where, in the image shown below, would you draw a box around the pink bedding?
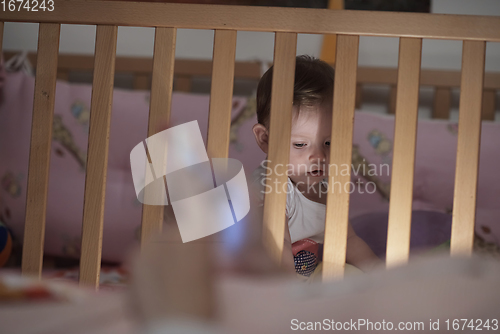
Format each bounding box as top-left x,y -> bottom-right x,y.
0,71 -> 255,262
1,69 -> 499,264
350,112 -> 500,245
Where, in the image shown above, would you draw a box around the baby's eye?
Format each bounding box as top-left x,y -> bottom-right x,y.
325,141 -> 331,146
293,143 -> 306,148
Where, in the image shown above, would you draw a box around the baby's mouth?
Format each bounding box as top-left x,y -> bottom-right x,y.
308,170 -> 324,177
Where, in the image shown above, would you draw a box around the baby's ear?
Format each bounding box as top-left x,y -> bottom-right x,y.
252,123 -> 269,154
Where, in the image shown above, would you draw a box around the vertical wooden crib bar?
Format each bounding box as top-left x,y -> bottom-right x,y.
323,35 -> 359,281
433,87 -> 452,119
386,38 -> 422,268
22,23 -> 60,278
451,40 -> 486,256
0,22 -> 4,57
79,25 -> 117,288
134,74 -> 150,91
481,90 -> 496,121
140,27 -> 177,246
262,32 -> 297,265
207,29 -> 237,160
175,77 -> 192,93
389,86 -> 397,115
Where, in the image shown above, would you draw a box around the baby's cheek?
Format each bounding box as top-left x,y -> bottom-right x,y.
288,150 -> 304,165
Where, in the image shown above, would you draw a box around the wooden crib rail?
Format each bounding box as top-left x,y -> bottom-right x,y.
385,38 -> 422,268
0,22 -> 3,58
21,23 -> 60,278
262,32 -> 297,264
79,25 -> 117,287
451,41 -> 486,256
323,35 -> 359,280
2,1 -> 500,285
2,1 -> 500,41
2,51 -> 262,92
357,67 -> 499,120
140,27 -> 176,246
5,51 -> 497,120
206,29 -> 237,160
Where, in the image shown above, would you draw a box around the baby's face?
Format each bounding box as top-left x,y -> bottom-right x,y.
288,103 -> 332,189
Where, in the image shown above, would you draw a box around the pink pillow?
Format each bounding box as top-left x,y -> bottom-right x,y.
351,210 -> 452,259
349,112 -> 393,218
0,71 -> 253,262
351,111 -> 500,245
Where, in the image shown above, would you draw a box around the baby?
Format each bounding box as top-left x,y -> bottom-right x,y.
252,55 -> 382,277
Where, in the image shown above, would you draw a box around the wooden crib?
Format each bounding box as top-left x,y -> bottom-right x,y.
1,1 -> 500,288
5,51 -> 499,119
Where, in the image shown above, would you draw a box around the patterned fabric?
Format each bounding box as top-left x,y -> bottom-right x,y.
294,250 -> 317,277
292,238 -> 321,277
0,70 -> 249,263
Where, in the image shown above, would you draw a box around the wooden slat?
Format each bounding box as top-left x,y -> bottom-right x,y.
174,59 -> 260,79
138,225 -> 215,323
451,41 -> 486,256
56,70 -> 69,81
175,76 -> 192,92
388,85 -> 397,114
357,67 -> 398,85
0,22 -> 4,57
21,23 -> 61,278
319,0 -> 343,64
2,51 -> 256,81
207,29 -> 237,160
386,38 -> 422,268
8,51 -> 500,90
433,87 -> 451,119
355,83 -> 362,109
202,30 -> 237,245
140,27 -> 176,246
134,73 -> 150,90
174,61 -> 211,78
481,90 -> 496,121
79,25 -> 117,288
484,73 -> 500,91
2,3 -> 500,42
262,32 -> 297,265
323,35 -> 359,281
356,67 -> 500,90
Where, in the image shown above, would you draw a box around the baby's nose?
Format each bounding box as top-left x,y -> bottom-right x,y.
309,148 -> 327,162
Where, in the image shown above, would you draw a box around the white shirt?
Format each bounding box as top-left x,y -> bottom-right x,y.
252,163 -> 326,244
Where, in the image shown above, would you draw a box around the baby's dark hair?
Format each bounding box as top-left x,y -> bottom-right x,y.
256,55 -> 335,126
